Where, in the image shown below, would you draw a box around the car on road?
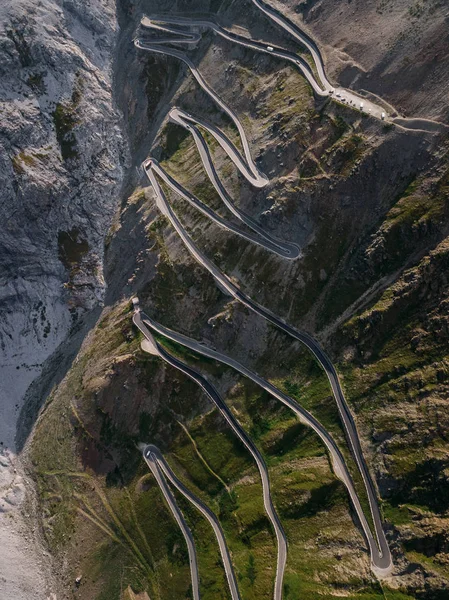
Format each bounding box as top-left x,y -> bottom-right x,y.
267,46 -> 274,51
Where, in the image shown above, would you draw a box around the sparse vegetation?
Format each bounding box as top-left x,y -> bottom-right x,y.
6,27 -> 32,67
409,1 -> 424,18
58,228 -> 89,270
27,72 -> 46,94
11,151 -> 36,174
52,102 -> 79,160
52,74 -> 84,160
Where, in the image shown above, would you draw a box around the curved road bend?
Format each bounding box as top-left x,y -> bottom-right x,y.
140,163 -> 392,574
249,0 -> 448,129
250,0 -> 329,90
169,107 -> 267,189
134,38 -> 268,186
134,309 -> 287,600
136,3 -> 392,575
248,0 -> 388,117
139,15 -> 326,97
136,305 -> 392,575
147,153 -> 299,259
144,444 -> 242,600
145,448 -> 200,600
138,14 -> 388,118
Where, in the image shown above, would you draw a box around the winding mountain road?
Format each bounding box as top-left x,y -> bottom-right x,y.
134,303 -> 392,576
250,0 -> 329,90
134,307 -> 287,600
134,0 -> 394,588
144,444 -> 241,600
141,157 -> 392,573
137,18 -> 303,261
148,110 -> 300,259
134,36 -> 268,183
144,447 -> 200,600
138,11 -> 388,118
142,134 -> 391,572
139,15 -> 327,97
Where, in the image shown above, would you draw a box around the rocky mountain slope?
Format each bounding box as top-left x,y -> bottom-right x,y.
0,0 -> 126,597
292,0 -> 449,122
2,0 -> 448,599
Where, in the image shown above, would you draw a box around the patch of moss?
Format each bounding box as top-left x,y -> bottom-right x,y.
52,75 -> 83,160
58,228 -> 89,270
11,151 -> 36,174
27,72 -> 46,94
6,27 -> 32,67
53,102 -> 79,160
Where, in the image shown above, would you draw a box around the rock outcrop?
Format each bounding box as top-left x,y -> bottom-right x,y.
0,0 -> 127,597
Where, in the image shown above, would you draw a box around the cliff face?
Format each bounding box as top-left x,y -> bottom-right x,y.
0,1 -> 126,597
0,0 -> 126,449
288,0 -> 449,122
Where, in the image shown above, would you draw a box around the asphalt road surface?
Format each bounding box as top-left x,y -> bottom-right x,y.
144,447 -> 200,600
138,10 -> 388,118
134,303 -> 392,576
145,135 -> 299,259
134,308 -> 287,600
144,444 -> 241,600
136,171 -> 392,572
139,15 -> 327,97
134,1 -> 394,580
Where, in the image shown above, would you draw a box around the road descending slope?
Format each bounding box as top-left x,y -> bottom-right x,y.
139,15 -> 327,97
134,306 -> 287,600
138,12 -> 388,118
250,0 -> 329,89
144,445 -> 242,600
144,447 -> 200,600
147,123 -> 299,259
134,302 -> 392,575
134,38 -> 268,181
134,0 -> 394,584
